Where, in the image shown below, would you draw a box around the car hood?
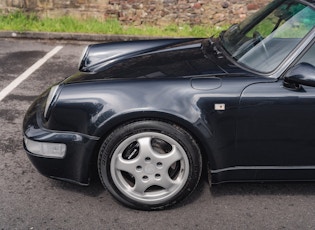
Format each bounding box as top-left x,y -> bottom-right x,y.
65,38 -> 244,83
79,38 -> 200,72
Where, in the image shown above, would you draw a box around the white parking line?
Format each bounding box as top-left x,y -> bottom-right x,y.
0,46 -> 64,102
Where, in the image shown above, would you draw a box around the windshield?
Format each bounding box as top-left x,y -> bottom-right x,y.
220,0 -> 315,73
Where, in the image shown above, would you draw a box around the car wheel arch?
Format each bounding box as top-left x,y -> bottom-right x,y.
89,111 -> 217,183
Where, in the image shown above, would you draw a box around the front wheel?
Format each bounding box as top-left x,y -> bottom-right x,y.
98,120 -> 202,210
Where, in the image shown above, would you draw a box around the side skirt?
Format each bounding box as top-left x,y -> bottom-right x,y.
211,166 -> 315,183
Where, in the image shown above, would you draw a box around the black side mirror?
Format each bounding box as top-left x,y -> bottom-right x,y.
284,62 -> 315,89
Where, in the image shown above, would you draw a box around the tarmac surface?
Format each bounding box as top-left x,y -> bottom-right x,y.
1,34 -> 315,229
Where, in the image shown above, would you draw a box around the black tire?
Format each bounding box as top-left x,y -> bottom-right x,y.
98,120 -> 202,210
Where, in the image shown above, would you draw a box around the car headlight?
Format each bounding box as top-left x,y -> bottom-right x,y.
24,136 -> 66,159
44,85 -> 59,119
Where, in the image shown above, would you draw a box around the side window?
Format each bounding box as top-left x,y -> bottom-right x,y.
298,43 -> 315,65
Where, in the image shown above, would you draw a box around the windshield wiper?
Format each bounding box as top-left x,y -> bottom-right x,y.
202,37 -> 224,59
201,37 -> 227,73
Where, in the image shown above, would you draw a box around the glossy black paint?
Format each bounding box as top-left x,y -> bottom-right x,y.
23,94 -> 99,185
23,0 -> 315,186
284,62 -> 315,87
79,38 -> 201,72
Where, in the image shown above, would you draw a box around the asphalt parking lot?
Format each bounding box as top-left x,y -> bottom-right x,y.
1,38 -> 315,229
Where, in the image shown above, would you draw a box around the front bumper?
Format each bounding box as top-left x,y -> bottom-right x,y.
23,98 -> 99,186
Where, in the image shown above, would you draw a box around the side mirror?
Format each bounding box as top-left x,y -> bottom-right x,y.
284,62 -> 315,88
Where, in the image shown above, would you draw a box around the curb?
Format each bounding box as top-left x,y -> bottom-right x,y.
0,31 -> 174,42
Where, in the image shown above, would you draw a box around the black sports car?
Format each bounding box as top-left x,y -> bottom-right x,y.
23,0 -> 315,210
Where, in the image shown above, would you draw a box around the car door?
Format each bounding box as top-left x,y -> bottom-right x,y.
236,41 -> 315,171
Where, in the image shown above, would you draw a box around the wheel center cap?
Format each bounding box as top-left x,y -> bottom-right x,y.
144,164 -> 155,174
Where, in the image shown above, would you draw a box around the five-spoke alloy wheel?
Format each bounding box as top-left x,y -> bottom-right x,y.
98,120 -> 202,210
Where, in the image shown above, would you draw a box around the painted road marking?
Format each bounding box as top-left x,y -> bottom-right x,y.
0,46 -> 63,102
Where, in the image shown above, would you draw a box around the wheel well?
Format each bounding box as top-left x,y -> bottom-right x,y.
89,116 -> 210,182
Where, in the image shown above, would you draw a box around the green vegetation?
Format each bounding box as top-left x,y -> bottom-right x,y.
0,11 -> 228,37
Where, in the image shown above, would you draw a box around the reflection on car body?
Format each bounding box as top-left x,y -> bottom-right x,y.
23,0 -> 315,210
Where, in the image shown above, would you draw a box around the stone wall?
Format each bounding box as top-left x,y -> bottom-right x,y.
1,0 -> 271,26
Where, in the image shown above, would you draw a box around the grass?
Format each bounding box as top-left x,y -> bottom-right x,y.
0,11 -> 228,37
